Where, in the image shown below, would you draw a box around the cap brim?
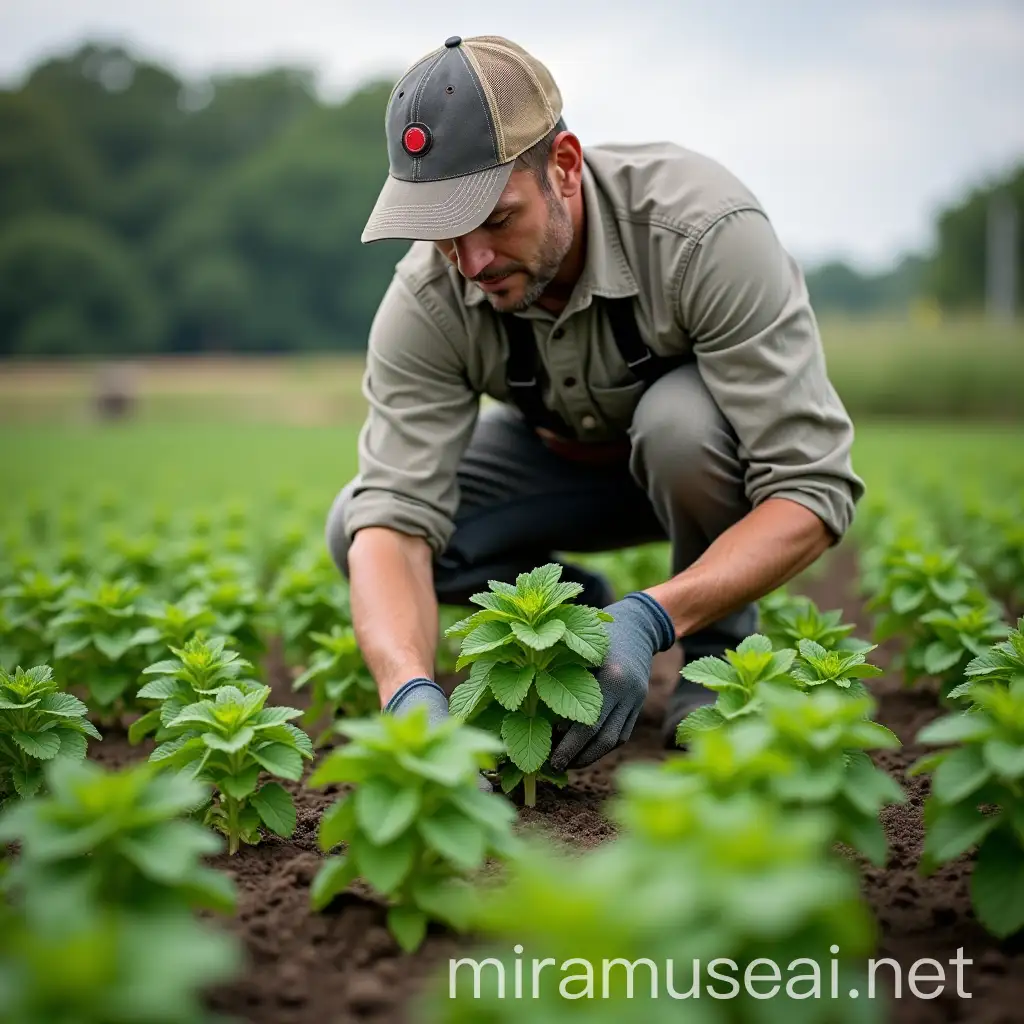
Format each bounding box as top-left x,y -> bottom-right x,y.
361,161 -> 515,243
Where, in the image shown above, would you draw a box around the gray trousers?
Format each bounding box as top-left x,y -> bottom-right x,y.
326,363 -> 758,654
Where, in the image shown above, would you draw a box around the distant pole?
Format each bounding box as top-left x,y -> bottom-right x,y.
986,191 -> 1018,323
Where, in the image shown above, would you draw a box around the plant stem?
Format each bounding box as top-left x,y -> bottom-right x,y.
523,772 -> 537,808
226,796 -> 239,855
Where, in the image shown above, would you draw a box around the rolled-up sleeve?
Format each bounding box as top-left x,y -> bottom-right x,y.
343,272 -> 479,556
677,207 -> 865,540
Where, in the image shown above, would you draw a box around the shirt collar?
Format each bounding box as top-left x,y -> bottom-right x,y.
462,155 -> 638,310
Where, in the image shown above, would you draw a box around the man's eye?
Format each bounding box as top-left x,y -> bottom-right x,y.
486,215 -> 511,230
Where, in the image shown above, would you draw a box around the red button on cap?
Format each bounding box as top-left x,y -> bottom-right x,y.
404,126 -> 427,153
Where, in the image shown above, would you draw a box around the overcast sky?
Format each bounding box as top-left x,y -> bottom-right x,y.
2,0 -> 1022,270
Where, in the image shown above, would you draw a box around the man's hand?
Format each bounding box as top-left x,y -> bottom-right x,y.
549,592 -> 676,771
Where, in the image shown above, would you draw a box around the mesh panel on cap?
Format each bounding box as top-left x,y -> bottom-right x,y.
464,38 -> 561,164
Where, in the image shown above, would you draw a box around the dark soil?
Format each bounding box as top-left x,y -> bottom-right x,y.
88,546 -> 1024,1023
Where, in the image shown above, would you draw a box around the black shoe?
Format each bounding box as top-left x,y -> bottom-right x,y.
660,640 -> 727,749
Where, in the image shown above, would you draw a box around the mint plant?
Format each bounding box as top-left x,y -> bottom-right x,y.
129,634 -> 260,745
909,601 -> 1009,695
0,568 -> 73,669
759,591 -> 871,654
152,684 -> 313,853
0,758 -> 236,921
0,665 -> 101,805
674,634 -> 797,744
291,625 -> 378,745
946,615 -> 1024,704
790,638 -> 884,698
910,677 -> 1024,938
309,706 -> 516,952
426,788 -> 878,1022
445,563 -> 611,806
47,575 -> 152,716
133,593 -> 219,658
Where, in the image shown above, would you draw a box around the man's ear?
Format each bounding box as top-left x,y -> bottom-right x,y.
550,131 -> 583,197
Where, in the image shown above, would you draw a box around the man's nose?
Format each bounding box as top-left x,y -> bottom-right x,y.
452,236 -> 495,279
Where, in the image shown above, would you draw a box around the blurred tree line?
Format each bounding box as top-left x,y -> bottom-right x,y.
0,42 -> 1021,357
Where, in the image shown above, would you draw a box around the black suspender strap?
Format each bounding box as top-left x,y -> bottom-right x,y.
501,313 -> 572,435
501,297 -> 674,434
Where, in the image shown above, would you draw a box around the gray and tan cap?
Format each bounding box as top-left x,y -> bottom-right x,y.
361,34 -> 563,244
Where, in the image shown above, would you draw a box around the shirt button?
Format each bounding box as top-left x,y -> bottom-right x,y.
581,414 -> 597,430
552,327 -> 565,339
563,376 -> 577,387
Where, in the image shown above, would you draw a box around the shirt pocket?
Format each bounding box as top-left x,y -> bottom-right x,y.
587,378 -> 649,435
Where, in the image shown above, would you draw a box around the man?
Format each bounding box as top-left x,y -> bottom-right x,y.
325,34 -> 864,773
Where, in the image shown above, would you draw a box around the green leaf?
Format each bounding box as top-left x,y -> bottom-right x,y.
681,656 -> 738,690
924,641 -> 964,677
446,784 -> 517,834
35,692 -> 89,717
13,730 -> 61,760
931,745 -> 992,804
128,708 -> 163,746
676,704 -> 724,744
972,831 -> 1024,938
53,729 -> 88,761
448,664 -> 494,720
419,805 -> 486,870
983,739 -> 1024,780
251,783 -> 296,838
318,794 -> 356,850
136,677 -> 180,701
460,621 -> 517,663
534,665 -> 602,725
500,711 -> 552,774
917,713 -> 993,746
310,855 -> 357,911
388,905 -> 428,953
203,726 -> 254,754
922,803 -> 1000,865
892,584 -> 926,614
931,579 -> 969,605
839,812 -> 889,867
485,663 -> 532,712
119,821 -> 222,883
94,631 -> 136,662
251,743 -> 304,781
355,777 -> 421,846
220,765 -> 261,800
552,605 -> 609,664
511,617 -> 566,651
350,830 -> 416,895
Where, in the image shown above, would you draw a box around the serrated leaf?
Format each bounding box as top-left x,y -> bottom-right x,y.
35,692 -> 89,717
136,676 -> 180,701
220,765 -> 261,800
128,708 -> 162,745
892,584 -> 926,614
53,729 -> 88,760
500,711 -> 552,774
13,730 -> 61,760
511,617 -> 566,651
552,605 -> 610,664
931,745 -> 992,804
251,782 -> 296,837
489,663 -> 535,711
350,830 -> 416,895
924,641 -> 964,676
676,704 -> 724,744
448,668 -> 494,721
535,666 -> 602,725
681,657 -> 738,690
252,742 -> 304,780
458,621 -> 517,667
203,726 -> 254,753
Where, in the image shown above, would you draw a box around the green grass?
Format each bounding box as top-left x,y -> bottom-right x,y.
2,419 -> 1021,535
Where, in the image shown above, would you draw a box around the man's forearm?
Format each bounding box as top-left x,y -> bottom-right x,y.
645,496 -> 834,640
347,526 -> 438,706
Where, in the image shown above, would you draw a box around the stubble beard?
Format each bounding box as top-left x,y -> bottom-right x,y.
484,192 -> 574,313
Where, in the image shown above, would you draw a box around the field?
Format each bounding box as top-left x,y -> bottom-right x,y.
2,347 -> 1024,1024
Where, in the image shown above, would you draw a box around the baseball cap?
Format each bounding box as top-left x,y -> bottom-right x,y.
361,34 -> 564,244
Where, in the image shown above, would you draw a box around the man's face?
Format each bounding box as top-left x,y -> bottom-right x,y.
433,168 -> 574,313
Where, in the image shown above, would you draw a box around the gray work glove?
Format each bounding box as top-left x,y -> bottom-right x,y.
549,592 -> 676,772
385,677 -> 493,792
